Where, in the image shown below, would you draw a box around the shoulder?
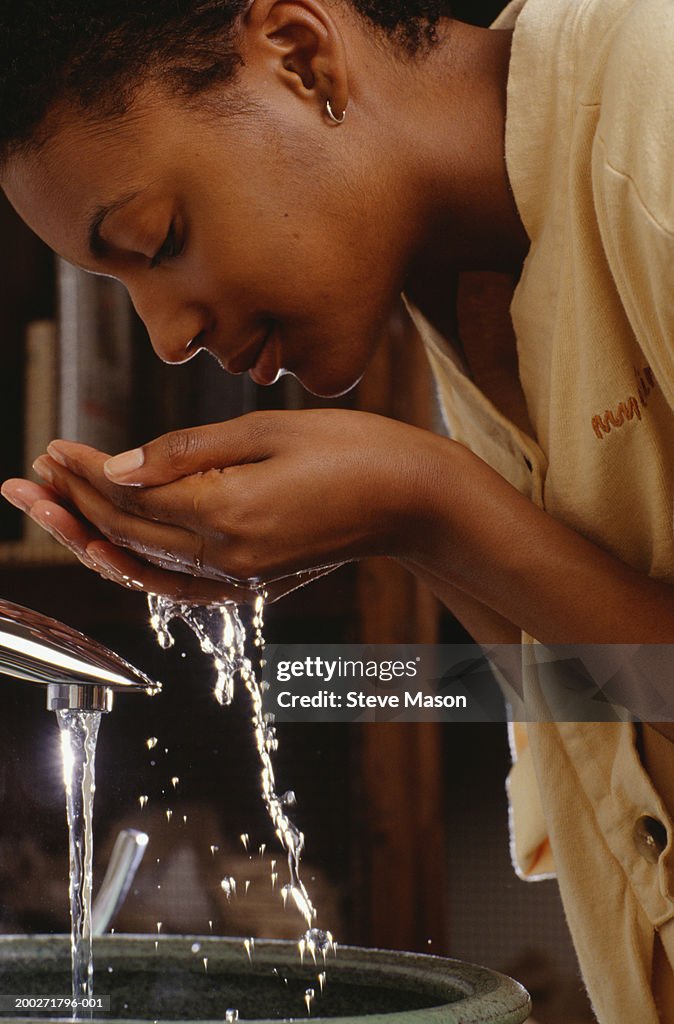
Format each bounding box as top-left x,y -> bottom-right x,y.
593,0 -> 674,233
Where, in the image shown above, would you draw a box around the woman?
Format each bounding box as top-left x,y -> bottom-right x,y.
1,0 -> 673,1019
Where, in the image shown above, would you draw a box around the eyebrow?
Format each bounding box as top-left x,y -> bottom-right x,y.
87,189 -> 144,258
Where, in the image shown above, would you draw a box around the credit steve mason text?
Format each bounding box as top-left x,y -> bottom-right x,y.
275,690 -> 468,710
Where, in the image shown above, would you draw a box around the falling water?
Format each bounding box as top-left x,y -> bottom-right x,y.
57,710 -> 102,1009
148,595 -> 322,929
148,594 -> 336,1014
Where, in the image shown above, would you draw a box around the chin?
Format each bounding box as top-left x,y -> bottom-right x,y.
291,366 -> 364,399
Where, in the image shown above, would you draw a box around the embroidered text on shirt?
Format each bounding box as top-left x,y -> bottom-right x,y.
591,366 -> 656,440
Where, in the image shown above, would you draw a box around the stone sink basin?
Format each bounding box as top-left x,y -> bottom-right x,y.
0,935 -> 531,1023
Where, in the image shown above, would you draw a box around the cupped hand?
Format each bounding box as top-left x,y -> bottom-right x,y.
2,409 -> 436,600
0,476 -> 282,604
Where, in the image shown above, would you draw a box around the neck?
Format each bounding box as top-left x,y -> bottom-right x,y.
383,22 -> 529,331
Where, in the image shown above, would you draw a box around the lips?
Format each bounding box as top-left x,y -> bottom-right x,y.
249,329 -> 282,386
226,326 -> 274,376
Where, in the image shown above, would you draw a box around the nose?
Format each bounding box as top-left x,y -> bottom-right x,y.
127,281 -> 208,365
151,331 -> 204,365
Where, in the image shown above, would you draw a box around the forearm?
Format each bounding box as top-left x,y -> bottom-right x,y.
395,559 -> 521,644
402,437 -> 674,643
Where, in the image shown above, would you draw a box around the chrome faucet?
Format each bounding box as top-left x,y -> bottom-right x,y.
0,597 -> 161,712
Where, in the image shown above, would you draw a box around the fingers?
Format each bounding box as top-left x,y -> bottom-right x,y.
2,478 -> 66,514
2,473 -> 343,604
84,542 -> 261,605
48,412 -> 279,488
44,444 -> 238,533
44,442 -> 173,518
29,455 -> 209,575
1,475 -> 261,604
2,478 -> 103,556
2,478 -> 137,592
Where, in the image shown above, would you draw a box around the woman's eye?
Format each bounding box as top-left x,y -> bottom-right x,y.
150,223 -> 181,268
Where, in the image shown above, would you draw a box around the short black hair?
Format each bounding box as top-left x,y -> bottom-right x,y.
0,1 -> 447,161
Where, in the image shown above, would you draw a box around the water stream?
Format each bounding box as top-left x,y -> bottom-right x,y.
147,594 -> 333,948
57,709 -> 102,1009
148,594 -> 336,985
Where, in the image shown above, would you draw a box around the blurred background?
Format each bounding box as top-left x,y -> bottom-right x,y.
0,3 -> 595,1021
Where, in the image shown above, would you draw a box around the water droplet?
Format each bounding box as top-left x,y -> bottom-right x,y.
318,972 -> 326,993
243,938 -> 254,962
225,1011 -> 239,1023
156,922 -> 162,934
138,795 -> 149,809
258,843 -> 266,857
221,876 -> 237,899
146,737 -> 158,750
166,809 -> 173,822
171,776 -> 179,789
203,957 -> 208,972
281,790 -> 296,807
240,833 -> 249,851
210,845 -> 219,856
191,942 -> 201,954
304,988 -> 315,1015
303,928 -> 335,960
244,880 -> 251,895
107,967 -> 114,974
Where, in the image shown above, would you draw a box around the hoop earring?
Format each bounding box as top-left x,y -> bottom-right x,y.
326,98 -> 346,125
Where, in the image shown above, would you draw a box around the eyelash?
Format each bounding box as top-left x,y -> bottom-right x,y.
150,223 -> 182,268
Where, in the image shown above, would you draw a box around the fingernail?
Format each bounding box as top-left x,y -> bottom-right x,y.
32,456 -> 54,483
30,510 -> 69,547
86,552 -> 135,590
104,448 -> 144,481
1,484 -> 31,513
86,548 -> 118,574
47,443 -> 68,467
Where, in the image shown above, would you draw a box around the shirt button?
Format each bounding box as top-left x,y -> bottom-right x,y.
633,815 -> 668,863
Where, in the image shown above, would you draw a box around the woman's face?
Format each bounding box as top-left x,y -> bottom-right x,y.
2,75 -> 411,397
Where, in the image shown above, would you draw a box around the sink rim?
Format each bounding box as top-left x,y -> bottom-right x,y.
0,934 -> 531,1024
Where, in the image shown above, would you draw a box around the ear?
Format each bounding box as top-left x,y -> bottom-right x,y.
242,0 -> 349,121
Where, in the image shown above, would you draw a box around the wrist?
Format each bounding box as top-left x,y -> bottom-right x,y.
383,431 -> 465,564
393,436 -> 504,587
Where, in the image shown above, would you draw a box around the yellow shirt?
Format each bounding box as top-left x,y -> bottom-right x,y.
408,0 -> 674,1019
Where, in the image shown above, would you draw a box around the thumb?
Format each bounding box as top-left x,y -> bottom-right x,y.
103,415 -> 274,486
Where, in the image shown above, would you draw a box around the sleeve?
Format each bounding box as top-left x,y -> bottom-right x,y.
591,0 -> 674,411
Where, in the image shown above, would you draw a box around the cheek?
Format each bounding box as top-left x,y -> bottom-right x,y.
198,173 -> 400,329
